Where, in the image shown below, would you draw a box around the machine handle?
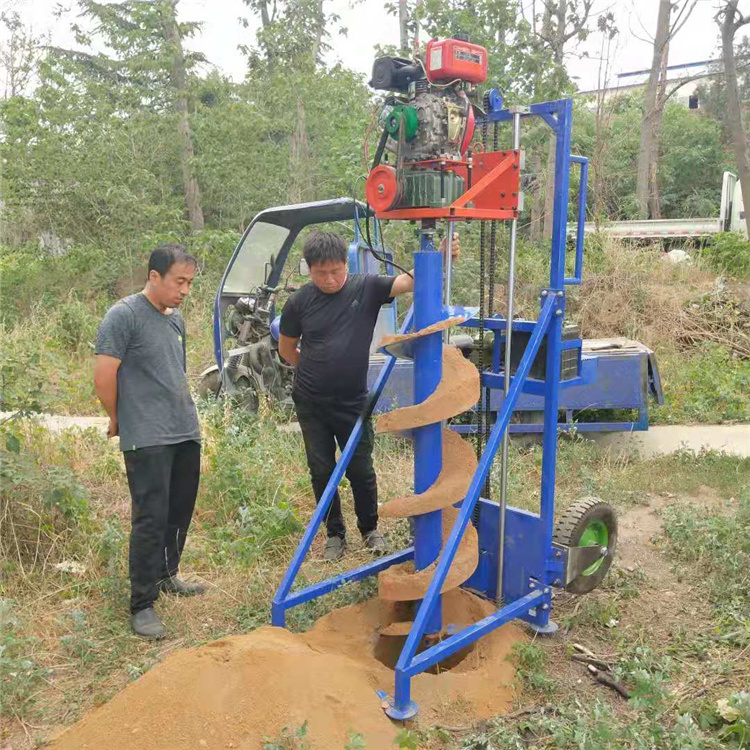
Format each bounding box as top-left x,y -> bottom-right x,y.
565,155 -> 588,286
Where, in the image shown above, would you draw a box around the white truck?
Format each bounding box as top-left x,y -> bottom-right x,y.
583,171 -> 747,239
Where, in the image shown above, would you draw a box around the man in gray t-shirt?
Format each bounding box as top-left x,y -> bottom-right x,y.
94,243 -> 206,640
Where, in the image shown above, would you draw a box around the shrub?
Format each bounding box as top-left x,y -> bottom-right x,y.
701,232 -> 750,277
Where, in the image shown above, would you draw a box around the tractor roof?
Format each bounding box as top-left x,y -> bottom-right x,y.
255,198 -> 372,229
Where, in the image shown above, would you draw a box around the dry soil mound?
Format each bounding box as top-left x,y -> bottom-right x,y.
50,589 -> 524,750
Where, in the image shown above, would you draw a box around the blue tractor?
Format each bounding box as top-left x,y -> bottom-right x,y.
200,197 -> 664,434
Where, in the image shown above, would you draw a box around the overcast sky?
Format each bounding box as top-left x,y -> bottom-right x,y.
4,0 -> 750,93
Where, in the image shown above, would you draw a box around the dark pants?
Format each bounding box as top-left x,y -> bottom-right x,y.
123,440 -> 201,614
294,397 -> 378,539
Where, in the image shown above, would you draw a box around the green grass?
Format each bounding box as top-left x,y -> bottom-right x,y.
653,343 -> 750,424
661,492 -> 750,640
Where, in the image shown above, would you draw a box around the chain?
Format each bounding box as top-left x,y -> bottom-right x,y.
475,109 -> 489,472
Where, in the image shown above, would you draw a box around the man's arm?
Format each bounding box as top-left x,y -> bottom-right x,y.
94,355 -> 121,438
389,233 -> 460,298
279,334 -> 300,367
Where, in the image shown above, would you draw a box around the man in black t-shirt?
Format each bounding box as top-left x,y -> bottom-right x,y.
279,231 -> 458,561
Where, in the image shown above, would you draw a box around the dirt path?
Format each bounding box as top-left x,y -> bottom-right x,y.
590,424 -> 750,457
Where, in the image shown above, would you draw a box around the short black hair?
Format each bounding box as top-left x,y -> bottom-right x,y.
148,243 -> 198,278
303,232 -> 348,267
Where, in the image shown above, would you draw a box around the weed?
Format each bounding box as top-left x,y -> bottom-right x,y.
652,343 -> 750,424
393,728 -> 423,749
345,731 -> 367,749
263,721 -> 310,750
511,643 -> 555,696
58,609 -> 99,666
661,494 -> 750,637
1,436 -> 94,573
0,601 -> 51,718
701,232 -> 750,277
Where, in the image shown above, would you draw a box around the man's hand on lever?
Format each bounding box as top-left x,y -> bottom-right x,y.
440,232 -> 460,262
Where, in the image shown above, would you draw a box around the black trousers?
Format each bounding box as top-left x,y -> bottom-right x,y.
123,440 -> 201,614
294,397 -> 378,539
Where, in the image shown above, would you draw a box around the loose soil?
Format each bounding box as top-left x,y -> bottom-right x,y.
48,589 -> 524,750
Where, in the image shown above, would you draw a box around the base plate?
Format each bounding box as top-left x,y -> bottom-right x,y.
528,620 -> 559,635
384,699 -> 419,721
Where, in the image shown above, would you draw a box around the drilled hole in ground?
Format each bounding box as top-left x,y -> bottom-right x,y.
374,632 -> 477,674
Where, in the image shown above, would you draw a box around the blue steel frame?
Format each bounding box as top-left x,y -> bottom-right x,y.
272,98 -> 583,718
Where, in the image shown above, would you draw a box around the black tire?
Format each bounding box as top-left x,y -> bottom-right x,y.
198,370 -> 221,400
233,376 -> 260,413
553,497 -> 617,595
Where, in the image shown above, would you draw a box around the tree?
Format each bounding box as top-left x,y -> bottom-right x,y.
399,0 -> 410,55
159,0 -> 204,232
718,1 -> 750,238
590,13 -> 619,226
241,0 -> 333,203
533,0 -> 596,237
634,0 -> 697,220
0,10 -> 46,98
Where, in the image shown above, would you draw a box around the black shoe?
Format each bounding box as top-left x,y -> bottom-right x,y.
362,530 -> 386,555
159,576 -> 208,597
130,608 -> 167,639
323,536 -> 347,562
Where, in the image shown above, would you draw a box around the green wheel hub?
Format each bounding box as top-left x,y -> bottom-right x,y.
579,520 -> 609,575
385,105 -> 419,141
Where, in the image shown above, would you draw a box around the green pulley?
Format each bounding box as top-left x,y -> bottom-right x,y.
384,105 -> 419,141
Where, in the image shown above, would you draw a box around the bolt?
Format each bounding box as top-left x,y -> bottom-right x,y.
541,290 -> 548,297
554,579 -> 562,586
557,290 -> 564,297
556,309 -> 563,316
601,547 -> 608,555
556,550 -> 562,557
501,192 -> 506,198
541,604 -> 549,610
544,588 -> 550,594
529,582 -> 536,589
378,185 -> 385,194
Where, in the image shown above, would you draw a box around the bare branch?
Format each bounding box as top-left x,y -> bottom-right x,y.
666,0 -> 698,44
562,0 -> 595,44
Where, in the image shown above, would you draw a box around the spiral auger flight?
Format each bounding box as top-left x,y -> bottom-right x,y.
374,319 -> 480,622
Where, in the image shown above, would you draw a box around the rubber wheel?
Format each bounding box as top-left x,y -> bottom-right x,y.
233,376 -> 260,413
553,497 -> 617,594
198,370 -> 221,400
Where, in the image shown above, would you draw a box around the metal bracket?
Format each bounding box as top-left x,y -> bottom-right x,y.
553,543 -> 608,584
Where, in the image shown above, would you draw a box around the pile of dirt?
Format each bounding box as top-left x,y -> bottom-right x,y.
49,589 -> 524,750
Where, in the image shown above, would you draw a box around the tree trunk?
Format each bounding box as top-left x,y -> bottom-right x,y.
289,97 -> 312,204
399,0 -> 410,56
161,0 -> 204,232
635,0 -> 671,220
648,39 -> 671,219
721,1 -> 750,238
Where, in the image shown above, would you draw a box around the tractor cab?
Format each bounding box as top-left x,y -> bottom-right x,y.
205,198 -> 399,405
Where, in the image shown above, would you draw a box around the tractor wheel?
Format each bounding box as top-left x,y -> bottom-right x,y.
553,497 -> 617,595
233,376 -> 260,413
198,370 -> 221,400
